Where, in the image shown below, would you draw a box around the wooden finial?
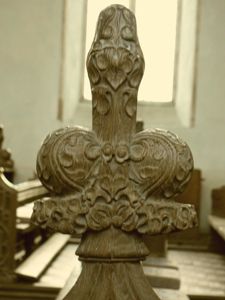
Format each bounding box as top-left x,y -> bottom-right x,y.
32,5 -> 197,300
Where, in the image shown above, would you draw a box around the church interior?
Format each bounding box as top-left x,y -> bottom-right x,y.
0,0 -> 225,299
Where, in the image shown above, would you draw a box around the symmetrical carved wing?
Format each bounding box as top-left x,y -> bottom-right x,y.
130,129 -> 193,199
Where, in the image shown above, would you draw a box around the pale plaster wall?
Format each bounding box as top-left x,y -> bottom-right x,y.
0,0 -> 224,231
0,0 -> 64,181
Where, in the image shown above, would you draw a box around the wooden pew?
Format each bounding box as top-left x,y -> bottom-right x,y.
209,186 -> 225,253
0,168 -> 82,299
0,239 -> 81,300
211,186 -> 225,218
0,168 -> 48,282
142,235 -> 180,290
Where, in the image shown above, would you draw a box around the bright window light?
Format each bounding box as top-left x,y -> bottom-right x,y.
83,0 -> 178,103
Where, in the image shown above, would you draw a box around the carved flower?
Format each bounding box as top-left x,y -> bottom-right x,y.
175,206 -> 197,230
31,200 -> 54,226
115,188 -> 141,209
31,196 -> 89,235
86,202 -> 111,230
115,143 -> 129,163
95,48 -> 133,90
51,208 -> 63,222
86,199 -> 139,232
84,186 -> 111,206
99,173 -> 127,200
113,200 -> 138,231
102,142 -> 113,161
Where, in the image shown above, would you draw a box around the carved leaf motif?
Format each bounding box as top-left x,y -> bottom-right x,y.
92,87 -> 111,115
36,127 -> 100,194
106,69 -> 126,90
31,195 -> 197,235
123,89 -> 137,118
114,200 -> 138,231
96,53 -> 108,70
86,56 -> 100,84
129,129 -> 193,199
136,209 -> 149,234
121,26 -> 135,42
122,7 -> 136,26
128,58 -> 144,88
101,25 -> 113,39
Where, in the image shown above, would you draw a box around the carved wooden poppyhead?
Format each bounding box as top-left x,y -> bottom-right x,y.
32,5 -> 197,239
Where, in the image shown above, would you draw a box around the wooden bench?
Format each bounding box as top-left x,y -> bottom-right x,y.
209,186 -> 225,253
0,168 -> 49,282
0,167 -> 82,299
209,215 -> 225,241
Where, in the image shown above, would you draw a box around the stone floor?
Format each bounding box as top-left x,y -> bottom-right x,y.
168,250 -> 225,298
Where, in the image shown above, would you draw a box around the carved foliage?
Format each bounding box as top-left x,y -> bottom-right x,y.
31,192 -> 197,236
37,127 -> 193,197
36,127 -> 100,194
35,125 -> 194,234
130,129 -> 193,199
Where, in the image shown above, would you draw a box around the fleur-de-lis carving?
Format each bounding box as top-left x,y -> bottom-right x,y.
32,5 -> 197,300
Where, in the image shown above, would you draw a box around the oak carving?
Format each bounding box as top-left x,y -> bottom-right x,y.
32,5 -> 197,300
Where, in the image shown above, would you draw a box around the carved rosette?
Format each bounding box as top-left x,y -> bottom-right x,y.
32,5 -> 197,300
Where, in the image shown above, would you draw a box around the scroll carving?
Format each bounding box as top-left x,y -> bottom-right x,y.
32,5 -> 197,300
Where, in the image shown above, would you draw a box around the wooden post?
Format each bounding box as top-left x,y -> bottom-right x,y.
32,5 -> 197,300
0,169 -> 17,282
0,126 -> 14,181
